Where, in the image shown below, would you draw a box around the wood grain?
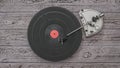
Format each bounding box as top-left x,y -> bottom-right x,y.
0,0 -> 119,13
0,63 -> 120,68
2,63 -> 120,68
0,0 -> 120,67
0,29 -> 120,46
0,12 -> 120,29
0,46 -> 120,63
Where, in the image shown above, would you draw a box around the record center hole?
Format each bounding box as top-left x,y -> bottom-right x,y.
50,30 -> 59,39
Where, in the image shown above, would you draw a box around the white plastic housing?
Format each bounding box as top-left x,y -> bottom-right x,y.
79,9 -> 104,37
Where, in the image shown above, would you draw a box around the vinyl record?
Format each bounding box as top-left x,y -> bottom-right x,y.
28,7 -> 82,61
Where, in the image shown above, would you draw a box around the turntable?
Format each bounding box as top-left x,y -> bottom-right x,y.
27,7 -> 104,61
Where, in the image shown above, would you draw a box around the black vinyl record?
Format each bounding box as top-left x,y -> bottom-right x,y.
28,7 -> 82,61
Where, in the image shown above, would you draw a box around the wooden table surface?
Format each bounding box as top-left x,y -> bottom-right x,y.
0,0 -> 120,68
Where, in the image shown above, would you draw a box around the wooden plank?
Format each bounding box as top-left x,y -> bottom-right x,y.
1,5 -> 120,13
0,12 -> 32,30
0,0 -> 120,13
0,30 -> 27,46
0,63 -> 120,68
0,0 -> 117,6
0,0 -> 120,66
0,46 -> 120,62
0,12 -> 120,29
0,29 -> 120,46
0,0 -> 114,5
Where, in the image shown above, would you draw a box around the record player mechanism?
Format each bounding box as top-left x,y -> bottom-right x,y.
79,9 -> 104,37
27,7 -> 104,61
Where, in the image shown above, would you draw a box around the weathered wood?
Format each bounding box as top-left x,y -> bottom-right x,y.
0,63 -> 120,68
0,0 -> 120,13
0,12 -> 120,29
0,46 -> 120,62
0,0 -> 118,6
0,29 -> 120,46
0,30 -> 27,46
0,0 -> 115,4
0,5 -> 120,13
0,0 -> 120,67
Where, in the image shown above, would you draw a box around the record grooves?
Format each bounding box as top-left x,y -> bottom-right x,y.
28,7 -> 82,61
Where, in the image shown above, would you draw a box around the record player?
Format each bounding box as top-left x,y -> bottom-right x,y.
27,7 -> 104,61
